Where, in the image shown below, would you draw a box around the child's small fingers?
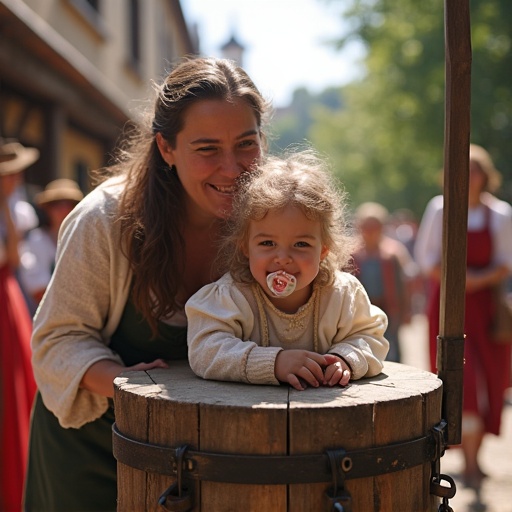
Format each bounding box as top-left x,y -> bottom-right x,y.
288,374 -> 306,391
339,369 -> 351,386
323,354 -> 340,365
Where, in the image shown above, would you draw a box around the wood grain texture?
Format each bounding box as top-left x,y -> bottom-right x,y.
114,361 -> 442,511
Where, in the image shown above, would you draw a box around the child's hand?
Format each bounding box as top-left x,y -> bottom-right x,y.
323,354 -> 351,387
275,349 -> 328,391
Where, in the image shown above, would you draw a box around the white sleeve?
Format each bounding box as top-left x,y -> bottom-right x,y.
322,274 -> 389,379
13,200 -> 39,234
414,196 -> 444,274
18,230 -> 55,294
186,279 -> 281,385
490,202 -> 512,271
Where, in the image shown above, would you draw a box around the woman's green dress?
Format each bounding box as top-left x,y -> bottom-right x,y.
24,299 -> 188,512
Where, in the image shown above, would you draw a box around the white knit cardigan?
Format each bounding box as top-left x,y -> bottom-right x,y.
31,177 -> 131,428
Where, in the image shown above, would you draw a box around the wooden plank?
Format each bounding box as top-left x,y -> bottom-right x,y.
114,371 -> 155,511
288,387 -> 374,512
147,390 -> 200,511
373,395 -> 425,511
199,404 -> 287,510
424,380 -> 444,510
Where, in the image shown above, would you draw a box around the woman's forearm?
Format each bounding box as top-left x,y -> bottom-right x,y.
466,264 -> 509,292
79,357 -> 170,398
79,360 -> 126,398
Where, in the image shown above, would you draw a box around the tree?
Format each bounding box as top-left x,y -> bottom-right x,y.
310,0 -> 512,216
270,87 -> 344,154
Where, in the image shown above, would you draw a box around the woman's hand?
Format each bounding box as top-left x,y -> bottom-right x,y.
466,265 -> 509,293
274,349 -> 327,391
323,354 -> 351,387
125,359 -> 169,373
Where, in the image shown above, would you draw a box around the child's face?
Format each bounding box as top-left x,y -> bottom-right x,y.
244,205 -> 328,309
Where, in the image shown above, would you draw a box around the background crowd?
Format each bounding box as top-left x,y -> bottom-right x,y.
1,63 -> 511,511
0,140 -> 84,511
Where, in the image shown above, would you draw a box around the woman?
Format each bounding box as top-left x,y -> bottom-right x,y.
24,57 -> 271,511
0,140 -> 39,512
414,144 -> 512,489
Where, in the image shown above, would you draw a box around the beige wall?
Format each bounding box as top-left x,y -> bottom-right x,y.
62,129 -> 106,190
1,0 -> 195,188
19,0 -> 192,112
3,97 -> 44,147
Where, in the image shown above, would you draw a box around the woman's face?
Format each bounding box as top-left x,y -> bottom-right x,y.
157,99 -> 262,224
44,200 -> 78,230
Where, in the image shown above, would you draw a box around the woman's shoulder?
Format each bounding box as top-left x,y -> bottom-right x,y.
77,176 -> 125,216
61,177 -> 125,230
56,177 -> 127,253
424,194 -> 444,213
482,192 -> 512,217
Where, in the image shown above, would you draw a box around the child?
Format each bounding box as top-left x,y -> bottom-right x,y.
186,150 -> 389,391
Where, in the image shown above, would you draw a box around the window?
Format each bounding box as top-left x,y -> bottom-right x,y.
74,159 -> 90,193
85,0 -> 99,12
127,0 -> 141,72
67,0 -> 106,38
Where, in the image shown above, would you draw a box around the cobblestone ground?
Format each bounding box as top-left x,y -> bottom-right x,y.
399,314 -> 512,512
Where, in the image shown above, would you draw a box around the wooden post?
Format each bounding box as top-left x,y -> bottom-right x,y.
438,0 -> 472,446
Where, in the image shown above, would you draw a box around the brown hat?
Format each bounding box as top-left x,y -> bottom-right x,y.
354,202 -> 389,224
470,143 -> 502,192
0,140 -> 40,175
35,179 -> 84,206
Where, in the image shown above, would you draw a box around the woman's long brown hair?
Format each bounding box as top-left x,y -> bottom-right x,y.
96,57 -> 270,335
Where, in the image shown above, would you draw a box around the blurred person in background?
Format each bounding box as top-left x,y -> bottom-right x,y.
0,139 -> 38,512
388,208 -> 426,315
19,179 -> 83,306
414,144 -> 512,489
352,201 -> 416,362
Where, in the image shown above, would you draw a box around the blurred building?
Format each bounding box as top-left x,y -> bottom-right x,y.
0,0 -> 197,194
220,32 -> 245,68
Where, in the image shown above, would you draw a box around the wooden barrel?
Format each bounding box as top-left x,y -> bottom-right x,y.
113,361 -> 443,511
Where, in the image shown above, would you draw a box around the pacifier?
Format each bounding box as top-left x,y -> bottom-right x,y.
266,270 -> 297,297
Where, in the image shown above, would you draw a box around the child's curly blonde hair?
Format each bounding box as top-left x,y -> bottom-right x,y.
217,148 -> 359,286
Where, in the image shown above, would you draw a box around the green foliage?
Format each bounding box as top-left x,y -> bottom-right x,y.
270,87 -> 344,154
274,0 -> 512,218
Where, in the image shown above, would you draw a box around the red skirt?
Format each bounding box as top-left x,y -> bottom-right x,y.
427,280 -> 511,435
0,265 -> 36,512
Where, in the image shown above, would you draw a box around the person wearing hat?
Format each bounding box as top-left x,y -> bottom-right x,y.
415,144 -> 512,490
0,140 -> 38,512
19,179 -> 83,304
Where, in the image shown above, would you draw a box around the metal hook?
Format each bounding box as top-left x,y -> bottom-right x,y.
158,445 -> 194,512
